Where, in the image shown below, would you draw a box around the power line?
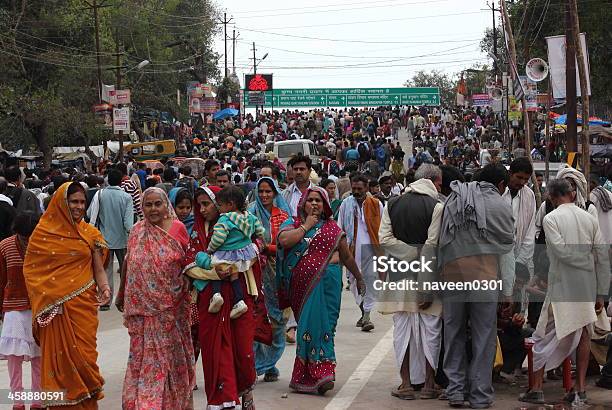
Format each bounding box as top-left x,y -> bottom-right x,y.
235,27 -> 482,44
232,0 -> 451,18
236,40 -> 479,60
231,0 -> 441,15
239,58 -> 490,71
238,10 -> 487,31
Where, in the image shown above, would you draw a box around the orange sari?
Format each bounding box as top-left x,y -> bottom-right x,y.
23,182 -> 108,408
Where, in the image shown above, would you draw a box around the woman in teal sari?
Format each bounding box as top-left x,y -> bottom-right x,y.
277,187 -> 365,395
248,177 -> 292,382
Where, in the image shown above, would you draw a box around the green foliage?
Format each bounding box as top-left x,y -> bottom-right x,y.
491,0 -> 611,111
0,0 -> 220,164
404,70 -> 456,105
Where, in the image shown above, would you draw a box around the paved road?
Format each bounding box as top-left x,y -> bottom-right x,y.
1,287 -> 611,409
2,131 -> 611,409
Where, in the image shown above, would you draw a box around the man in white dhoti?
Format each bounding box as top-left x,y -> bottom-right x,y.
520,178 -> 610,405
378,164 -> 444,400
338,174 -> 383,332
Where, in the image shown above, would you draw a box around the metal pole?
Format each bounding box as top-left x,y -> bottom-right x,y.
565,0 -> 578,153
492,3 -> 498,73
232,29 -> 236,73
570,0 -> 590,182
224,12 -> 228,78
252,42 -> 257,117
545,76 -> 551,183
116,36 -> 124,163
93,0 -> 103,103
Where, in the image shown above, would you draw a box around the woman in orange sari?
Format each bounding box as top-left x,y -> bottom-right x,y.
23,182 -> 111,409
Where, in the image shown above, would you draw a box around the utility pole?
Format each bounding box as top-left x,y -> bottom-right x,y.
231,29 -> 239,73
252,42 -> 257,116
217,12 -> 234,78
565,0 -> 578,154
114,35 -> 125,162
84,0 -> 111,102
500,0 -> 542,207
569,0 -> 590,182
485,2 -> 498,73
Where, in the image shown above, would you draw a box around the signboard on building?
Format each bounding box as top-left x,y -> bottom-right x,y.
471,93 -> 491,107
109,89 -> 131,105
94,103 -> 113,129
189,96 -> 218,114
519,76 -> 538,111
243,87 -> 440,107
113,107 -> 130,133
248,91 -> 266,106
245,74 -> 273,92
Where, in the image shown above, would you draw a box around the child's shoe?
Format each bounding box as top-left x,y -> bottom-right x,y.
208,292 -> 224,313
230,300 -> 248,319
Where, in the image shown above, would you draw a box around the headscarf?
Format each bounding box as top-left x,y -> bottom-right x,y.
141,187 -> 177,220
124,187 -> 188,318
185,186 -> 221,262
295,186 -> 333,224
23,182 -> 108,322
248,177 -> 292,243
169,187 -> 195,234
556,165 -> 588,209
201,185 -> 221,211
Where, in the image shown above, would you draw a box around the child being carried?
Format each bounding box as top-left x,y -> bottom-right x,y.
196,186 -> 265,319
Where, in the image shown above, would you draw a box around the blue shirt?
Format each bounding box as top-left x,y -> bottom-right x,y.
135,169 -> 147,189
97,186 -> 134,249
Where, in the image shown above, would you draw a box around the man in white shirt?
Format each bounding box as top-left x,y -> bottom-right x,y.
479,142 -> 492,167
520,178 -> 609,406
502,158 -> 537,275
337,174 -> 384,332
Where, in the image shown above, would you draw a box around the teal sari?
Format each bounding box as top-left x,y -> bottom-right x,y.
277,187 -> 345,393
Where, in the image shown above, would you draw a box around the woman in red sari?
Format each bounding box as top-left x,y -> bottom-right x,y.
117,187 -> 195,410
184,186 -> 258,410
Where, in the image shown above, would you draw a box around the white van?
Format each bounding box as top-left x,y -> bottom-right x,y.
273,140 -> 321,166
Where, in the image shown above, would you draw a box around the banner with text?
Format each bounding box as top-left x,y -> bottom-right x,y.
243,87 -> 440,107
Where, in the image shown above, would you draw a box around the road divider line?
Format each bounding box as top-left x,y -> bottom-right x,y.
324,327 -> 394,410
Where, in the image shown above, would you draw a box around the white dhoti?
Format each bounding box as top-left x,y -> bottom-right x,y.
532,308 -> 583,372
392,312 -> 442,385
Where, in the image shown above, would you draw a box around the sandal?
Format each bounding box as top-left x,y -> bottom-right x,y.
518,390 -> 545,404
242,394 -> 255,410
391,386 -> 416,400
263,372 -> 279,382
317,381 -> 334,395
419,387 -> 440,399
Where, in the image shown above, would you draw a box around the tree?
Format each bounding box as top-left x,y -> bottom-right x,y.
405,70 -> 456,105
485,0 -> 611,113
0,0 -> 220,167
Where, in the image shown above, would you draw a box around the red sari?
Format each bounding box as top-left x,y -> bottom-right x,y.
185,192 -> 257,409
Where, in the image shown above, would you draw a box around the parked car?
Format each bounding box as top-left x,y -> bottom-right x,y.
273,140 -> 321,166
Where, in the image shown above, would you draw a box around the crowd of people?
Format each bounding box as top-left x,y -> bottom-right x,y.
0,104 -> 610,409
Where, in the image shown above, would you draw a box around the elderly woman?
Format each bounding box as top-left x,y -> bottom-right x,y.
249,177 -> 292,382
23,182 -> 110,408
184,186 -> 258,410
277,187 -> 366,395
117,187 -> 195,409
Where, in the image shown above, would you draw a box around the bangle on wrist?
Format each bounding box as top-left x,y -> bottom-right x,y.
299,225 -> 307,234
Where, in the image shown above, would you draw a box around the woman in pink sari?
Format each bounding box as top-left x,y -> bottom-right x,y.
116,187 -> 195,410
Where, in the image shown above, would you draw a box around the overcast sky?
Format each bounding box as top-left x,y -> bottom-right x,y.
214,0 -> 492,89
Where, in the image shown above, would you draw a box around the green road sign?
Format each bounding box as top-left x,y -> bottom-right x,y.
243,88 -> 440,107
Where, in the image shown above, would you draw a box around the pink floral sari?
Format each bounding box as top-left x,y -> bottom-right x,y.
122,188 -> 195,410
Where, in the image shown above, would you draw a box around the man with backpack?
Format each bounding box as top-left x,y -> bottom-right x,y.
4,166 -> 41,216
357,138 -> 371,171
175,165 -> 199,196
